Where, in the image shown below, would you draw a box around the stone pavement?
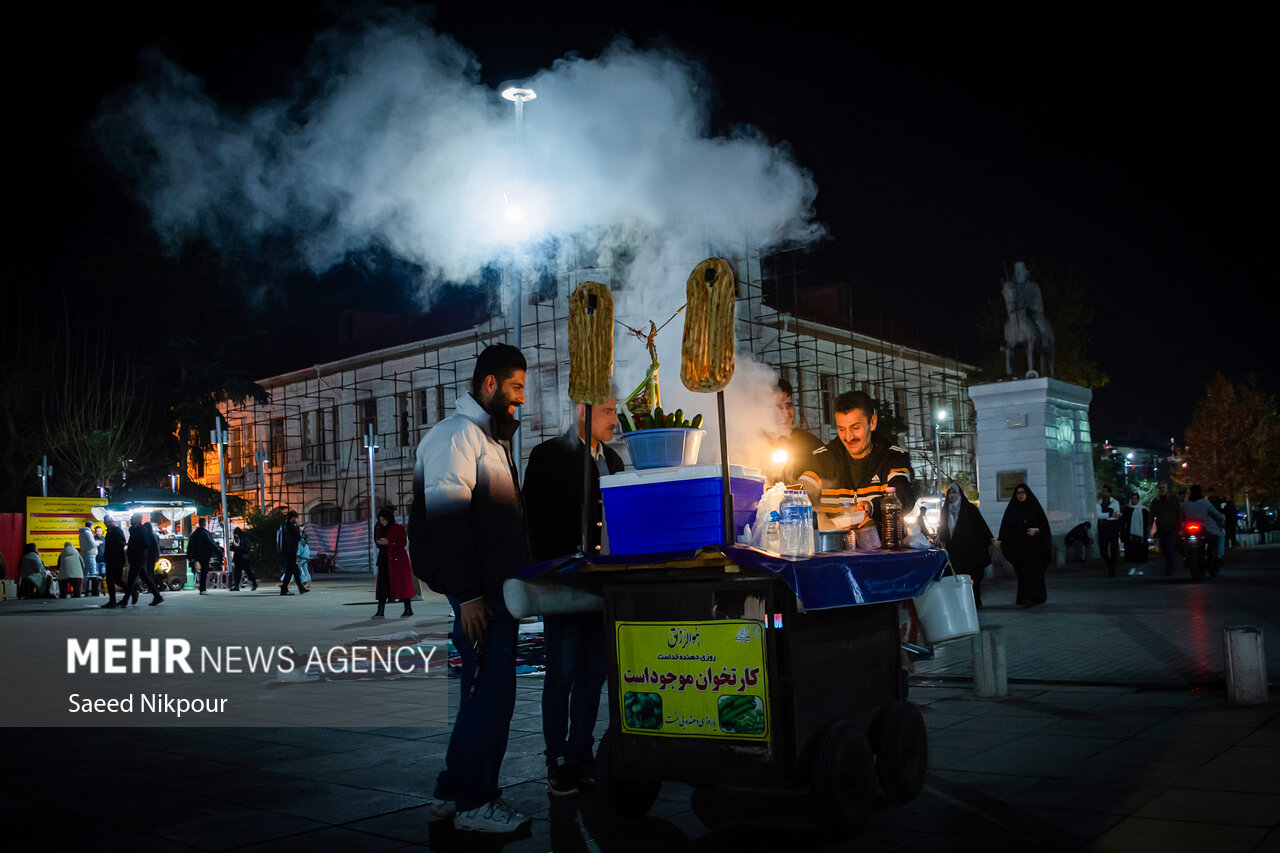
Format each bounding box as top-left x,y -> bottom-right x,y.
1,545 -> 1277,852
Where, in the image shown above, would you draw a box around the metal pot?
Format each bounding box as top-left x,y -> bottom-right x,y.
816,528 -> 853,553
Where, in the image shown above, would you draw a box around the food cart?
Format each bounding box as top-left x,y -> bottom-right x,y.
516,262 -> 956,835
508,544 -> 946,835
93,494 -> 202,591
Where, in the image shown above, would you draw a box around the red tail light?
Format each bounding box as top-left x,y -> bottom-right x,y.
1185,522 -> 1202,534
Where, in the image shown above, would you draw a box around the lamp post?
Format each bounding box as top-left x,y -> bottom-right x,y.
500,82 -> 536,469
933,410 -> 947,494
363,424 -> 378,573
210,417 -> 232,560
254,440 -> 268,512
37,454 -> 52,497
169,472 -> 179,493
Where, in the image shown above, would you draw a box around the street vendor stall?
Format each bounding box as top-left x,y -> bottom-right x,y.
94,491 -> 202,591
505,259 -> 974,836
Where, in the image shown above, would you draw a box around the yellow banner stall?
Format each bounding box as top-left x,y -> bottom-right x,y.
25,497 -> 107,567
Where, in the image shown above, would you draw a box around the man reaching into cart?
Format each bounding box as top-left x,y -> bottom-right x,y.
523,391 -> 625,796
799,390 -> 916,536
410,343 -> 534,835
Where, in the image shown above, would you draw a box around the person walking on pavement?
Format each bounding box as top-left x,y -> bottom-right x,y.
278,511 -> 307,595
998,483 -> 1052,606
188,518 -> 222,595
372,506 -> 414,619
1097,485 -> 1123,577
78,521 -> 98,596
230,527 -> 258,591
101,515 -> 128,607
410,343 -> 533,834
524,393 -> 625,796
937,481 -> 995,608
1121,491 -> 1153,577
123,513 -> 163,607
1150,482 -> 1183,577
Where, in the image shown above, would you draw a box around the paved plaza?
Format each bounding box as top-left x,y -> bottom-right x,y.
2,545 -> 1277,851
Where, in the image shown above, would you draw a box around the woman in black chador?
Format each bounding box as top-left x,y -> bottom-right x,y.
998,482 -> 1052,606
937,482 -> 995,608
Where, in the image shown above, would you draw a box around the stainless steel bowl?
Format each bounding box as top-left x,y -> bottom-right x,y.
816,528 -> 853,552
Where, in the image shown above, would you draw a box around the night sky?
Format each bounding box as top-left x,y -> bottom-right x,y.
15,2 -> 1274,444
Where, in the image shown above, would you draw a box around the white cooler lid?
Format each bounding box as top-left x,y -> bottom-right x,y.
601,464 -> 764,489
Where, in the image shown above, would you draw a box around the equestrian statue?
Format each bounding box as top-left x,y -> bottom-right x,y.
1002,260 -> 1055,379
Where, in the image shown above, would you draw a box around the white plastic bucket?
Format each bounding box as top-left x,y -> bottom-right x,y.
914,570 -> 979,643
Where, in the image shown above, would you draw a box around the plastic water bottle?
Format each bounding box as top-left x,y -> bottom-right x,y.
779,490 -> 807,557
765,510 -> 781,553
880,486 -> 903,550
797,490 -> 815,556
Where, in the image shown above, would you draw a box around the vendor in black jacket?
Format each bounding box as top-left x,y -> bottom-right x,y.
799,390 -> 915,530
522,393 -> 624,797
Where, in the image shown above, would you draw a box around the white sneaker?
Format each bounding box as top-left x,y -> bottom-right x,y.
199,590 -> 208,595
1137,569 -> 1144,576
429,799 -> 456,818
453,798 -> 529,833
1127,568 -> 1137,576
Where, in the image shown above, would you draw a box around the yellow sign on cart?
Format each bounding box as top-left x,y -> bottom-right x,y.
616,620 -> 769,740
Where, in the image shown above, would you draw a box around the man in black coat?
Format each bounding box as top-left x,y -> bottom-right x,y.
100,514 -> 129,608
279,510 -> 307,595
123,513 -> 163,607
523,395 -> 624,796
187,517 -> 222,595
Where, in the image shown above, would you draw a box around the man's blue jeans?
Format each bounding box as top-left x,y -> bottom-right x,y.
434,597 -> 518,811
542,613 -> 607,768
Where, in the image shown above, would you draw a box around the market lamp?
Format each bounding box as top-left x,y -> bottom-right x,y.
933,410 -> 948,493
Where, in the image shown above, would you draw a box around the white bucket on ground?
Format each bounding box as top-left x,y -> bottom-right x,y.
914,572 -> 979,643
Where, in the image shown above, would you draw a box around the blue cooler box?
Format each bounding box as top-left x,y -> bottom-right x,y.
600,464 -> 766,555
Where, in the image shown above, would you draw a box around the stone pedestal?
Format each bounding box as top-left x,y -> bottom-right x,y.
969,378 -> 1096,567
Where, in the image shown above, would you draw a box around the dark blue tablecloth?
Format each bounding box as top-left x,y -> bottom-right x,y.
516,545 -> 950,610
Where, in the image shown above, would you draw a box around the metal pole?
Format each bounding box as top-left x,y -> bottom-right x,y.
580,405 -> 593,555
718,390 -> 733,545
255,441 -> 267,512
211,417 -> 231,561
365,424 -> 377,573
934,421 -> 942,493
38,454 -> 52,497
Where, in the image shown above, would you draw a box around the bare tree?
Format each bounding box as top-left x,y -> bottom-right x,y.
44,336 -> 158,498
0,293 -> 52,509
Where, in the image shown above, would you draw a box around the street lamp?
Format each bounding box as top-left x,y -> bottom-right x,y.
210,417 -> 232,559
363,424 -> 379,573
37,454 -> 52,498
254,440 -> 268,511
933,410 -> 948,493
500,81 -> 536,470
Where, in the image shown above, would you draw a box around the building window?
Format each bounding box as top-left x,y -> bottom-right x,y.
398,392 -> 413,448
894,386 -> 908,422
228,426 -> 243,474
269,417 -> 286,467
529,365 -> 560,431
819,373 -> 838,426
436,385 -> 447,421
300,411 -> 314,461
356,398 -> 378,444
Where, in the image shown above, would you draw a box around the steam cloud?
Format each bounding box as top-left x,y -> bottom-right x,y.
96,13 -> 827,473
